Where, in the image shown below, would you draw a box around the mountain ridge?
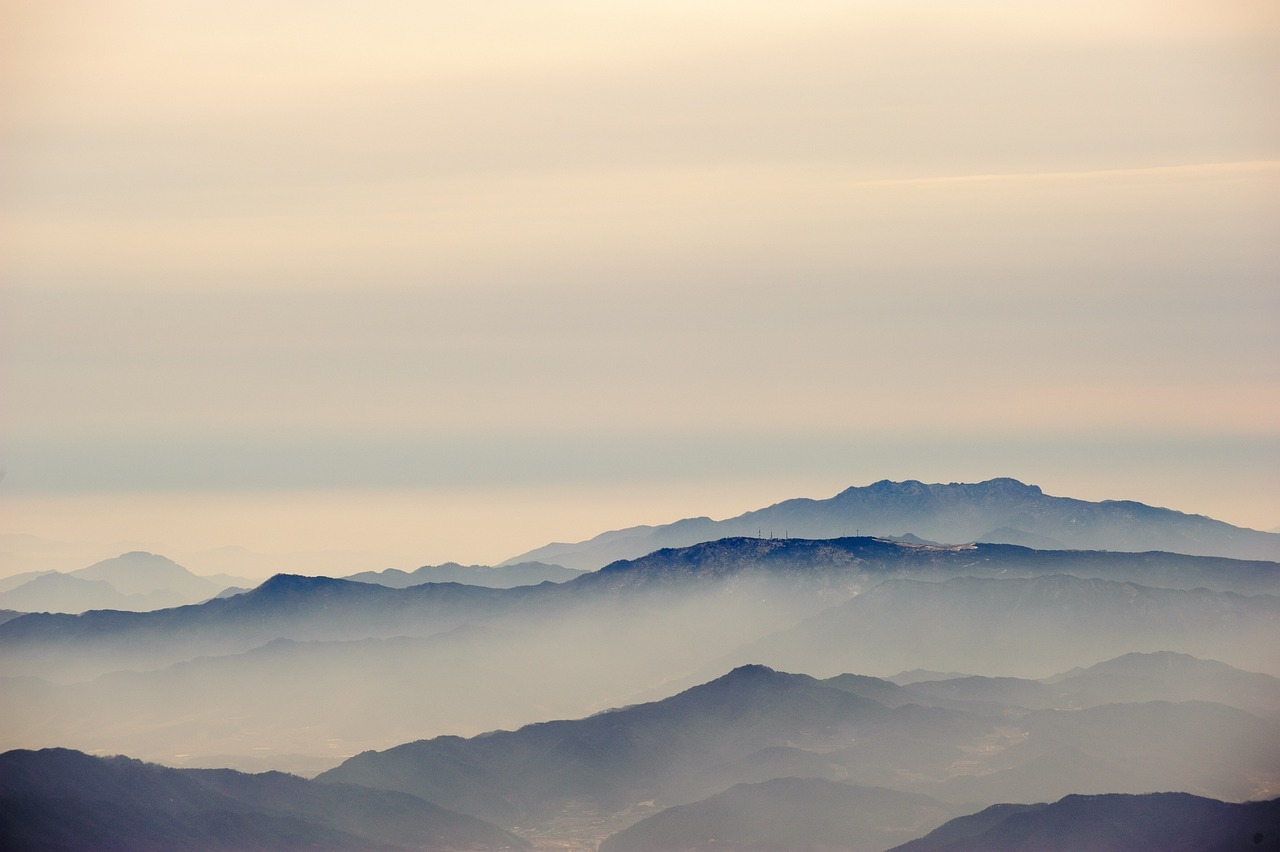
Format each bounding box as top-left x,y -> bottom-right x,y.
345,561 -> 583,589
318,660 -> 1280,842
503,478 -> 1280,569
0,551 -> 254,614
0,747 -> 528,851
889,791 -> 1280,851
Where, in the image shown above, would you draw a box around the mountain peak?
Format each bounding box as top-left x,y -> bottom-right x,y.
976,477 -> 1042,495
722,663 -> 779,679
851,478 -> 1042,497
246,573 -> 362,600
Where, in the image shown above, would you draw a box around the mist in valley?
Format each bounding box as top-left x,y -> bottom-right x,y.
3,488 -> 1280,849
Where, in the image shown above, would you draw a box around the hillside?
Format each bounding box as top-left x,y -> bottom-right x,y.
890,792 -> 1280,851
600,778 -> 959,852
0,747 -> 527,852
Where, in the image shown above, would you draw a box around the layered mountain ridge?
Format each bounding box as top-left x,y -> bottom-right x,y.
4,479 -> 1279,848
318,657 -> 1280,847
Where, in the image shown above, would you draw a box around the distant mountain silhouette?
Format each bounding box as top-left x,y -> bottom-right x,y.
0,551 -> 252,614
1044,651 -> 1280,717
862,652 -> 1280,722
71,551 -> 231,597
0,747 -> 528,851
600,778 -> 960,852
0,570 -> 55,594
0,572 -> 137,613
346,561 -> 583,589
503,479 -> 1280,568
890,791 -> 1280,851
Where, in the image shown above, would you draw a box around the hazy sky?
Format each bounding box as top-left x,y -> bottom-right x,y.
2,1 -> 1278,576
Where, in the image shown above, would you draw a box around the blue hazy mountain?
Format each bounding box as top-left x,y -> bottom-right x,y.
0,551 -> 253,614
345,560 -> 583,589
0,572 -> 137,614
504,478 -> 1280,569
0,570 -> 56,593
1042,650 -> 1280,717
0,747 -> 528,851
0,573 -> 528,680
889,792 -> 1280,852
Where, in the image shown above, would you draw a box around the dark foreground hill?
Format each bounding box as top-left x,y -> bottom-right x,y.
890,791 -> 1280,852
505,478 -> 1280,568
0,747 -> 527,852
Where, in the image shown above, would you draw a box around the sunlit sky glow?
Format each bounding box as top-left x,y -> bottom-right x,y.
2,1 -> 1277,577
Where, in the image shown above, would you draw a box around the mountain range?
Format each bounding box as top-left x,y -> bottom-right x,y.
2,535 -> 1276,770
0,551 -> 253,614
4,479 -> 1280,848
891,792 -> 1280,851
0,552 -> 582,616
4,651 -> 1277,849
318,659 -> 1280,848
344,560 -> 583,589
504,478 -> 1280,568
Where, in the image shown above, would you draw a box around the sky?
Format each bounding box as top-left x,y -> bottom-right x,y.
2,0 -> 1278,578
